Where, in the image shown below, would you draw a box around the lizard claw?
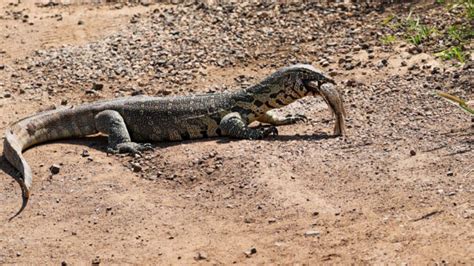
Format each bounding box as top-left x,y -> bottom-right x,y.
285,114 -> 308,124
114,142 -> 153,155
141,143 -> 154,151
106,147 -> 118,156
263,126 -> 279,137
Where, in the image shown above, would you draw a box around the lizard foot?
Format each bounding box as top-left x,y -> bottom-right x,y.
260,126 -> 279,138
283,114 -> 308,124
108,142 -> 153,155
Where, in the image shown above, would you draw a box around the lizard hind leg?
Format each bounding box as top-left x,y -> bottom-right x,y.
94,110 -> 152,155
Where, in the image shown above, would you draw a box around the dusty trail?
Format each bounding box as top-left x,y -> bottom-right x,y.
0,0 -> 472,264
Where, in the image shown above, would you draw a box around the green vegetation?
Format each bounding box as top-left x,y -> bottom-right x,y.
381,14 -> 395,26
437,92 -> 474,115
447,0 -> 474,19
435,46 -> 466,62
405,18 -> 436,45
447,25 -> 474,42
380,34 -> 396,45
380,1 -> 472,63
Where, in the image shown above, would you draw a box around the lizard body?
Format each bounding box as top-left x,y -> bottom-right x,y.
4,64 -> 346,219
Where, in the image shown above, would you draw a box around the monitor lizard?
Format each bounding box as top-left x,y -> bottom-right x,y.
4,64 -> 346,219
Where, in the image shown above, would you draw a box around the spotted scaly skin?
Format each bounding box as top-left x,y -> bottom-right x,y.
4,64 -> 346,219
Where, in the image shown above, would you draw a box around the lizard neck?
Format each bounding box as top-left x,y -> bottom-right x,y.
231,78 -> 307,122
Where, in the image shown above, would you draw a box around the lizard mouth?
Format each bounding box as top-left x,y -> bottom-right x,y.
304,79 -> 336,94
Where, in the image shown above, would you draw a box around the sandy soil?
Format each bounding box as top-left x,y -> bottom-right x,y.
0,1 -> 473,264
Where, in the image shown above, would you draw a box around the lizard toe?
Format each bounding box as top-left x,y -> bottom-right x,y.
285,114 -> 308,124
141,143 -> 154,151
263,126 -> 279,137
116,142 -> 147,155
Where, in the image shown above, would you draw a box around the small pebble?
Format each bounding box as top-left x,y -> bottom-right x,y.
131,163 -> 142,172
195,251 -> 208,260
244,247 -> 257,257
50,164 -> 61,175
92,256 -> 100,265
304,230 -> 321,237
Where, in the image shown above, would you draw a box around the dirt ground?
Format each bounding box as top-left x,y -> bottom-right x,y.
0,0 -> 473,264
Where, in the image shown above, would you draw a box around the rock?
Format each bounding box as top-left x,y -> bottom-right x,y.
50,164 -> 61,175
244,217 -> 255,223
319,60 -> 330,67
81,149 -> 90,157
78,20 -> 84,25
0,64 -> 4,70
205,167 -> 214,175
16,251 -> 21,257
92,257 -> 100,265
130,14 -> 140,24
140,0 -> 151,6
408,64 -> 419,71
165,174 -> 176,180
195,251 -> 208,260
407,45 -> 422,54
304,230 -> 321,237
447,171 -> 454,176
346,79 -> 357,87
344,63 -> 354,70
131,162 -> 142,172
410,150 -> 416,156
376,59 -> 388,68
244,247 -> 257,257
91,83 -> 104,91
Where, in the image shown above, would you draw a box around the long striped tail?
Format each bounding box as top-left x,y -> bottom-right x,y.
4,128 -> 32,220
3,107 -> 100,220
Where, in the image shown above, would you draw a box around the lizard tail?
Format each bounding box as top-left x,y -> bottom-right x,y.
4,107 -> 99,220
4,128 -> 32,221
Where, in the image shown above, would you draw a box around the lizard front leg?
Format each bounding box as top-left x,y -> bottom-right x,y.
257,111 -> 307,126
95,110 -> 152,154
220,112 -> 278,140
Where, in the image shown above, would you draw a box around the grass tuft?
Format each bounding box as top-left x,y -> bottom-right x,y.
435,46 -> 466,62
437,92 -> 474,115
406,19 -> 436,45
380,34 -> 396,45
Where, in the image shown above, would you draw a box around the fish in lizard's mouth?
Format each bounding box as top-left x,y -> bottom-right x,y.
304,80 -> 347,136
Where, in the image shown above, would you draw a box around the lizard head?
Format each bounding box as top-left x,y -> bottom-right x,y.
280,64 -> 335,96
280,65 -> 346,136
